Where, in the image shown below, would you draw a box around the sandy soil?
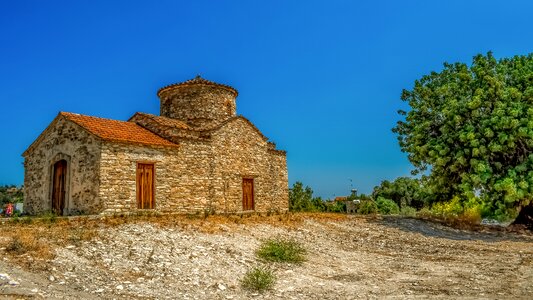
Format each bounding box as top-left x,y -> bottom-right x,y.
1,214 -> 532,299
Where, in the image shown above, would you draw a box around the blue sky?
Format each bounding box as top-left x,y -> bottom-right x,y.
1,0 -> 532,198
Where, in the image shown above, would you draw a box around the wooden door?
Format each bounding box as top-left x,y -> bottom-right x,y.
51,160 -> 67,215
137,163 -> 155,209
242,178 -> 254,211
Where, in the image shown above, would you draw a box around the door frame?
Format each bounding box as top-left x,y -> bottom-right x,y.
242,177 -> 255,211
136,162 -> 156,209
49,154 -> 71,215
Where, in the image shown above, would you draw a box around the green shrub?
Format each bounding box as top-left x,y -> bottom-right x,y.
357,200 -> 378,214
400,206 -> 417,217
256,238 -> 306,263
417,207 -> 432,218
241,266 -> 276,292
376,197 -> 400,215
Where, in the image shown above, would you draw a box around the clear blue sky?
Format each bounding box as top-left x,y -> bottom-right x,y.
1,1 -> 532,198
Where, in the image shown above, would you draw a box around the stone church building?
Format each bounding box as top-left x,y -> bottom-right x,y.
23,76 -> 288,215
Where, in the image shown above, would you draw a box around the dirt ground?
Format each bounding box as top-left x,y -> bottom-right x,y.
0,213 -> 532,299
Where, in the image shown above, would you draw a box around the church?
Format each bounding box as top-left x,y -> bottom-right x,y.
22,76 -> 288,215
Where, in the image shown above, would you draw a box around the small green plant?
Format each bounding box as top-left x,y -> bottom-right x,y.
376,197 -> 400,215
357,200 -> 378,214
40,211 -> 57,223
256,238 -> 306,263
241,266 -> 276,292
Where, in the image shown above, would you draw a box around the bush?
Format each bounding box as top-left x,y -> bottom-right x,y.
357,200 -> 378,214
241,266 -> 276,292
376,197 -> 400,215
400,206 -> 417,217
256,238 -> 306,263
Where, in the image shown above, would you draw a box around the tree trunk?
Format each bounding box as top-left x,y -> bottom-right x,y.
512,203 -> 533,230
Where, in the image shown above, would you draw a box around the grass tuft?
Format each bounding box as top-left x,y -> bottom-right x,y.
256,237 -> 306,263
241,266 -> 276,292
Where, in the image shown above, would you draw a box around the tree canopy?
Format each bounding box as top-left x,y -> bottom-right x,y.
393,52 -> 533,220
372,177 -> 433,209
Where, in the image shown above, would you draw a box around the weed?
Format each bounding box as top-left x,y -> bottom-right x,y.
256,237 -> 306,263
41,211 -> 57,223
241,266 -> 276,292
68,227 -> 97,245
5,237 -> 26,254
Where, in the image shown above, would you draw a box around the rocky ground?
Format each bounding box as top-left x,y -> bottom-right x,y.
0,213 -> 532,299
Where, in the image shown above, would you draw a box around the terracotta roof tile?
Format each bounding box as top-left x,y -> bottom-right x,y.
61,112 -> 178,148
157,75 -> 238,97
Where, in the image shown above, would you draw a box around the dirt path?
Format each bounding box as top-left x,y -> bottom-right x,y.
1,214 -> 532,299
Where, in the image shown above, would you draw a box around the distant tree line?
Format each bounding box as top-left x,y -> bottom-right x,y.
0,185 -> 23,206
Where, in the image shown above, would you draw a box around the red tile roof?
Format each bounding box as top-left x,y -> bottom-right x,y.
157,75 -> 238,97
61,112 -> 178,148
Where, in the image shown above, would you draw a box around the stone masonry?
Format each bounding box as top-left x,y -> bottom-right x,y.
23,76 -> 288,215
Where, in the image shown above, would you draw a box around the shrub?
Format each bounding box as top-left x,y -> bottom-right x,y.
376,197 -> 400,215
357,200 -> 378,215
417,207 -> 432,218
241,266 -> 276,292
400,206 -> 417,217
256,238 -> 306,263
431,196 -> 463,218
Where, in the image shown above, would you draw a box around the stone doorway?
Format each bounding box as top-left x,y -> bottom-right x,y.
51,159 -> 67,215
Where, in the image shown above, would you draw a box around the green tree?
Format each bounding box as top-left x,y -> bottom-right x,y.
0,185 -> 23,206
372,177 -> 433,209
289,181 -> 321,212
393,52 -> 533,222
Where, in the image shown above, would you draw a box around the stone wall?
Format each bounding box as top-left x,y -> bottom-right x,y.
98,140 -> 214,214
98,118 -> 288,215
158,84 -> 237,128
209,118 -> 289,213
23,116 -> 102,215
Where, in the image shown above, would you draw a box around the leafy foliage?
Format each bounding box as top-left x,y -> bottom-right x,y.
393,52 -> 533,220
400,206 -> 417,217
241,266 -> 276,292
289,182 -> 345,212
357,200 -> 378,214
372,177 -> 433,209
376,197 -> 400,214
0,185 -> 23,206
256,238 -> 306,263
289,182 -> 317,212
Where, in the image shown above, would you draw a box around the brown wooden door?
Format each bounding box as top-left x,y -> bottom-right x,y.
51,160 -> 67,215
242,178 -> 254,211
137,163 -> 155,209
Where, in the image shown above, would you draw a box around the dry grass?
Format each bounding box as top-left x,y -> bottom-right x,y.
0,217 -> 99,270
0,211 -> 346,271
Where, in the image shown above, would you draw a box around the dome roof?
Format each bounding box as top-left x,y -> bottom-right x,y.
157,75 -> 238,97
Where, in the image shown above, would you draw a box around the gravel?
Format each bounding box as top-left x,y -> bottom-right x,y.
1,215 -> 532,299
